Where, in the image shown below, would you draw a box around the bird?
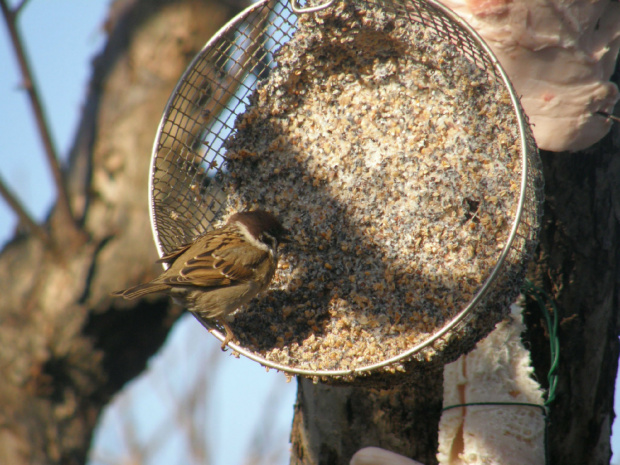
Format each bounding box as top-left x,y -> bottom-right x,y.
112,210 -> 292,350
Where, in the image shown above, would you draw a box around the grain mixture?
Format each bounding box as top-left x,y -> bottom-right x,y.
214,1 -> 524,376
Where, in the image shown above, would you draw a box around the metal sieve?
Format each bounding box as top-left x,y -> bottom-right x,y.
149,0 -> 543,381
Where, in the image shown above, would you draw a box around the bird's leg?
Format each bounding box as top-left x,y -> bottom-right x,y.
220,320 -> 236,351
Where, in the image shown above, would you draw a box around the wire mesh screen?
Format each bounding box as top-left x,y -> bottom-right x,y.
149,0 -> 543,380
151,1 -> 299,254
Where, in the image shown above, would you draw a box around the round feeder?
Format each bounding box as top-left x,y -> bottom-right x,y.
149,0 -> 544,383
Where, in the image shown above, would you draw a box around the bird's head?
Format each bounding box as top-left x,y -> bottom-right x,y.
229,210 -> 293,253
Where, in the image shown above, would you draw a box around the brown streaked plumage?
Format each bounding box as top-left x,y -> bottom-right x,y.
112,210 -> 291,349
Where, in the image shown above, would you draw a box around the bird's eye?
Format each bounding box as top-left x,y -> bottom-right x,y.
261,232 -> 278,250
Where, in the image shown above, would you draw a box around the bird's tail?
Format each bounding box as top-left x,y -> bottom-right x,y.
111,282 -> 170,300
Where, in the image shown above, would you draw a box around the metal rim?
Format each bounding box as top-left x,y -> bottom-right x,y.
149,0 -> 270,261
290,0 -> 336,14
150,0 -> 537,378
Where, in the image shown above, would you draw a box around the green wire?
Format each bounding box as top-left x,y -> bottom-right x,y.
440,279 -> 559,465
522,278 -> 560,406
442,401 -> 546,414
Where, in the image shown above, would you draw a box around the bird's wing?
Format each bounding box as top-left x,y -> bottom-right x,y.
212,245 -> 269,280
159,230 -> 268,287
157,242 -> 193,265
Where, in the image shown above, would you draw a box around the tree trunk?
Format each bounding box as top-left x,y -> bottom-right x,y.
289,56 -> 620,465
523,143 -> 620,465
0,1 -> 244,464
291,374 -> 443,465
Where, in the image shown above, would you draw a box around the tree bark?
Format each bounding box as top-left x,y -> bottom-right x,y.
0,1 -> 244,464
291,374 -> 443,465
523,141 -> 620,465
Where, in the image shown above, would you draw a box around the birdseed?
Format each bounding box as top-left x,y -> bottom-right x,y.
207,1 -> 529,378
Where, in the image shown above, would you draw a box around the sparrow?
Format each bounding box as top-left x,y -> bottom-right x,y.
112,210 -> 292,350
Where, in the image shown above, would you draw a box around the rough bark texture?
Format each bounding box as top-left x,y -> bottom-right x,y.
0,1 -> 244,464
523,139 -> 620,464
291,373 -> 444,465
289,49 -> 620,465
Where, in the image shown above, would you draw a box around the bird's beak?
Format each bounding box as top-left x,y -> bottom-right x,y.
280,229 -> 295,244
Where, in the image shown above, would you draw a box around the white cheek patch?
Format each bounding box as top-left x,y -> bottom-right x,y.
262,232 -> 278,259
235,221 -> 271,253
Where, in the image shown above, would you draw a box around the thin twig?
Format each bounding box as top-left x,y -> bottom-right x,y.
596,111 -> 620,123
0,0 -> 81,238
13,0 -> 30,16
0,174 -> 50,244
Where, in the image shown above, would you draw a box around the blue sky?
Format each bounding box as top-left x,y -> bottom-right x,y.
1,1 -> 618,463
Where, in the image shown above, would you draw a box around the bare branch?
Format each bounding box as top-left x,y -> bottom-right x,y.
13,0 -> 30,16
0,0 -> 81,238
596,111 -> 620,123
0,173 -> 50,244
